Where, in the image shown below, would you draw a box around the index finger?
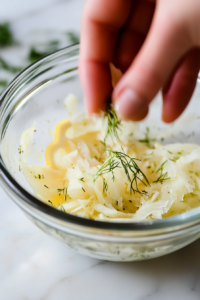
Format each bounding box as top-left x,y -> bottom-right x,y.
79,0 -> 133,114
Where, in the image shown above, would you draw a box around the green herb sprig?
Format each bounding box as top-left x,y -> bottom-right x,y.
104,102 -> 121,145
57,187 -> 68,200
60,206 -> 66,212
153,160 -> 170,184
79,177 -> 85,182
92,154 -> 120,183
91,148 -> 150,196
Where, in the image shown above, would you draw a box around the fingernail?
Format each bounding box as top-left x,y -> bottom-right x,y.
114,88 -> 147,120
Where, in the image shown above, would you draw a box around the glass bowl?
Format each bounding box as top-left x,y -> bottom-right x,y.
1,44 -> 200,261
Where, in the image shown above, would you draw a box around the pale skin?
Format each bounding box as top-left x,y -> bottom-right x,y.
79,0 -> 200,123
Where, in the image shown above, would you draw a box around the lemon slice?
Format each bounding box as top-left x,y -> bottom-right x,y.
45,119 -> 71,169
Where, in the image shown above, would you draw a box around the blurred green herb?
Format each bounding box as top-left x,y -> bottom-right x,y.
66,31 -> 80,44
0,27 -> 80,89
139,127 -> 156,148
0,57 -> 22,73
47,40 -> 59,47
0,23 -> 17,47
28,47 -> 48,62
103,177 -> 108,193
28,40 -> 61,62
0,80 -> 8,87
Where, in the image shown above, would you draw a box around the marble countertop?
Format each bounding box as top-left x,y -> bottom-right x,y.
1,1 -> 200,299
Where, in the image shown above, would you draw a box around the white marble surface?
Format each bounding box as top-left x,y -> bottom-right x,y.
1,1 -> 200,299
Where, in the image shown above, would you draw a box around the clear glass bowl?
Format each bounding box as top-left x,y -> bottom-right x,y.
1,44 -> 200,261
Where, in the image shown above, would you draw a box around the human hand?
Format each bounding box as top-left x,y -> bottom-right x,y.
79,0 -> 200,123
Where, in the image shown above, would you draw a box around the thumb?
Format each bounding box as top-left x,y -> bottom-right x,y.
112,2 -> 191,121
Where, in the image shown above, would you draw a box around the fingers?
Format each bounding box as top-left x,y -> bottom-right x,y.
114,0 -> 155,72
113,1 -> 192,121
162,48 -> 200,123
79,0 -> 133,114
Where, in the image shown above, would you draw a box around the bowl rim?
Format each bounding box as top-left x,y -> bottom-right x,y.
1,43 -> 200,232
